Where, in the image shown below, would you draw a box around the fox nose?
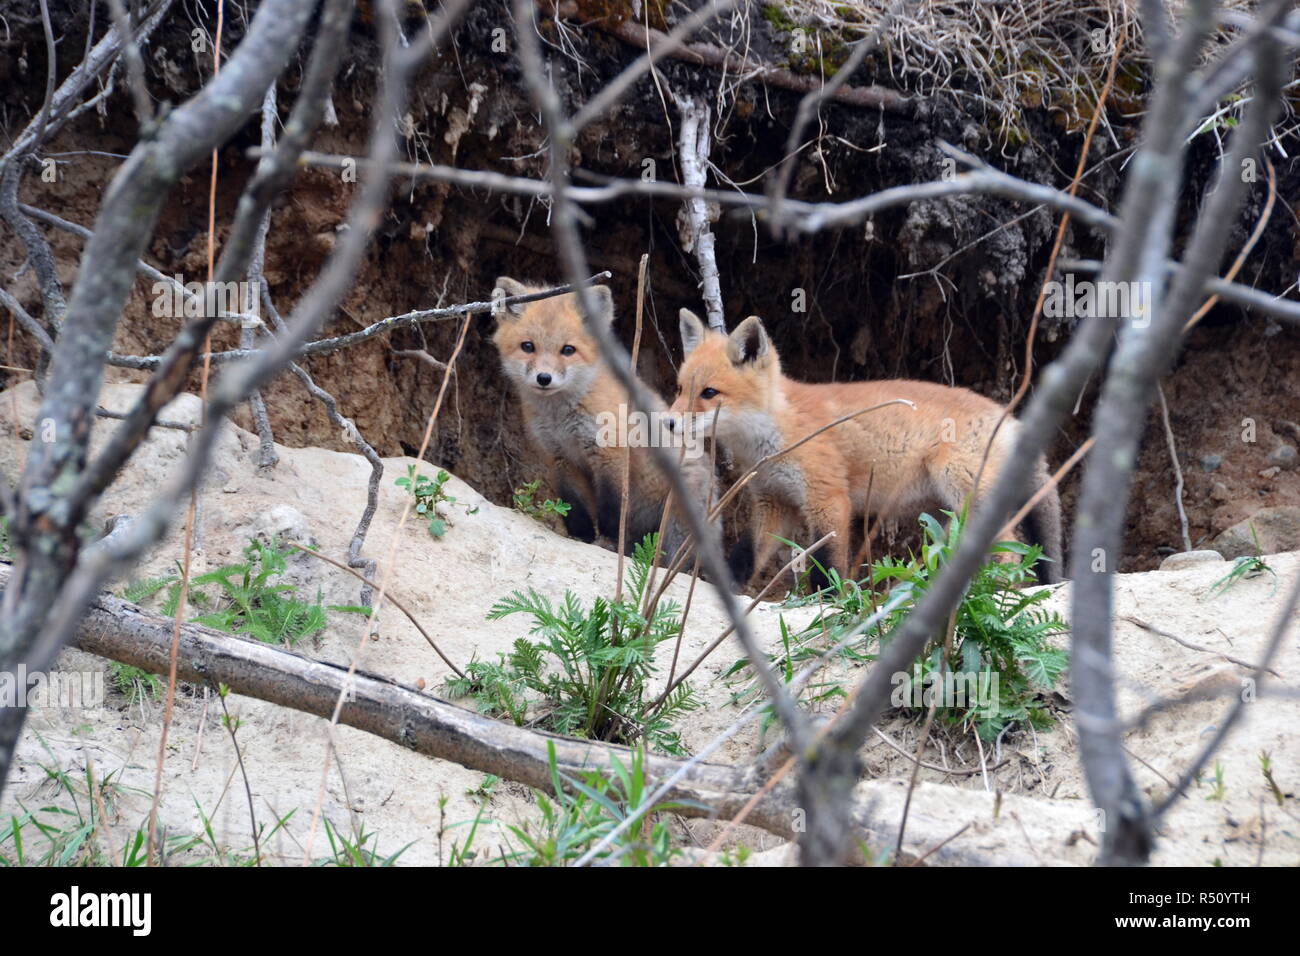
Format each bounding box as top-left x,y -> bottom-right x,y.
536,372 -> 552,387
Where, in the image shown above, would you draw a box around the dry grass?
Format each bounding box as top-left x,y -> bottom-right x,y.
763,0 -> 1259,143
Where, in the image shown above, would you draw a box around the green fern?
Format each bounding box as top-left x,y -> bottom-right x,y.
107,662 -> 162,703
730,509 -> 1068,741
446,534 -> 698,755
184,540 -> 328,645
118,574 -> 178,605
489,744 -> 683,867
125,540 -> 328,646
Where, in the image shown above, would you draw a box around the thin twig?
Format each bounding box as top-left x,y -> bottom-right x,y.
213,682 -> 262,866
290,543 -> 464,678
1151,568 -> 1299,819
648,531 -> 836,713
149,0 -> 228,866
1122,615 -> 1282,677
1156,384 -> 1191,552
615,255 -> 648,603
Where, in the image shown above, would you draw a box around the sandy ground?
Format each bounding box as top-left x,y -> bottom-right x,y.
0,381 -> 1296,866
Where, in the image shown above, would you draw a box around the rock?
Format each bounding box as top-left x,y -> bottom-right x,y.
1211,506 -> 1300,558
1159,550 -> 1226,571
238,504 -> 333,601
97,514 -> 135,552
1199,453 -> 1222,472
249,504 -> 317,548
1209,481 -> 1230,503
102,514 -> 132,536
1265,444 -> 1298,470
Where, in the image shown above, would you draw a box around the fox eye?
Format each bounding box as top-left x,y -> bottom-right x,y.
521,341 -> 535,353
560,344 -> 576,356
700,387 -> 719,400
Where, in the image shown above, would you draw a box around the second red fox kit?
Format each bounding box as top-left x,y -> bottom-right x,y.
492,278 -> 715,559
668,310 -> 1063,588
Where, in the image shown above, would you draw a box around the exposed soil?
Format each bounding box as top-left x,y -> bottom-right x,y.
1,2 -> 1299,577
2,382 -> 1297,865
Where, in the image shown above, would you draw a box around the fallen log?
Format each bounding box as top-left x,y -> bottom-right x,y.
0,563 -> 1093,864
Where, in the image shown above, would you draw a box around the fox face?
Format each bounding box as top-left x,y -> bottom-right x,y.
669,310 -> 782,446
492,277 -> 614,398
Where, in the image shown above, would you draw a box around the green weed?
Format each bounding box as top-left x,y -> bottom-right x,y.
444,534 -> 699,755
512,479 -> 572,523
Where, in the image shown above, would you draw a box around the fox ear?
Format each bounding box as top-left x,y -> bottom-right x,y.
493,277 -> 531,318
679,309 -> 707,356
728,315 -> 770,365
585,285 -> 615,325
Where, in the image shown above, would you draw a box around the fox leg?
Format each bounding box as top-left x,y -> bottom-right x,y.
752,500 -> 794,588
663,454 -> 720,569
595,461 -> 669,555
662,491 -> 713,568
591,450 -> 647,547
594,474 -> 624,544
552,459 -> 597,543
931,457 -> 1027,572
805,492 -> 852,588
1022,457 -> 1063,583
729,496 -> 786,589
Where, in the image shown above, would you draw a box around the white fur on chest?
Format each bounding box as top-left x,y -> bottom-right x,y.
527,395 -> 599,462
719,409 -> 807,507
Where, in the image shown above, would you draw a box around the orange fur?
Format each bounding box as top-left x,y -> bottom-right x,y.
491,279 -> 715,558
668,311 -> 1062,588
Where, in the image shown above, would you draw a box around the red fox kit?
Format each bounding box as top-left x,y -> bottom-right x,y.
492,278 -> 716,559
668,310 -> 1063,588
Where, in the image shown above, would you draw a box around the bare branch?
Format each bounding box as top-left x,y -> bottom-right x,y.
673,93 -> 725,332
570,0 -> 738,132
286,362 -> 382,606
13,0 -> 473,694
243,84 -> 284,472
94,407 -> 195,432
270,147 -> 1300,327
509,0 -> 810,760
0,288 -> 54,353
16,203 -> 265,327
105,0 -> 156,128
30,0 -> 59,152
1157,384 -> 1192,553
71,0 -> 356,514
101,274 -> 614,369
0,0 -> 177,340
1069,0 -> 1283,866
1059,257 -> 1300,327
768,0 -> 901,229
1151,569 -> 1299,819
0,0 -> 325,797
